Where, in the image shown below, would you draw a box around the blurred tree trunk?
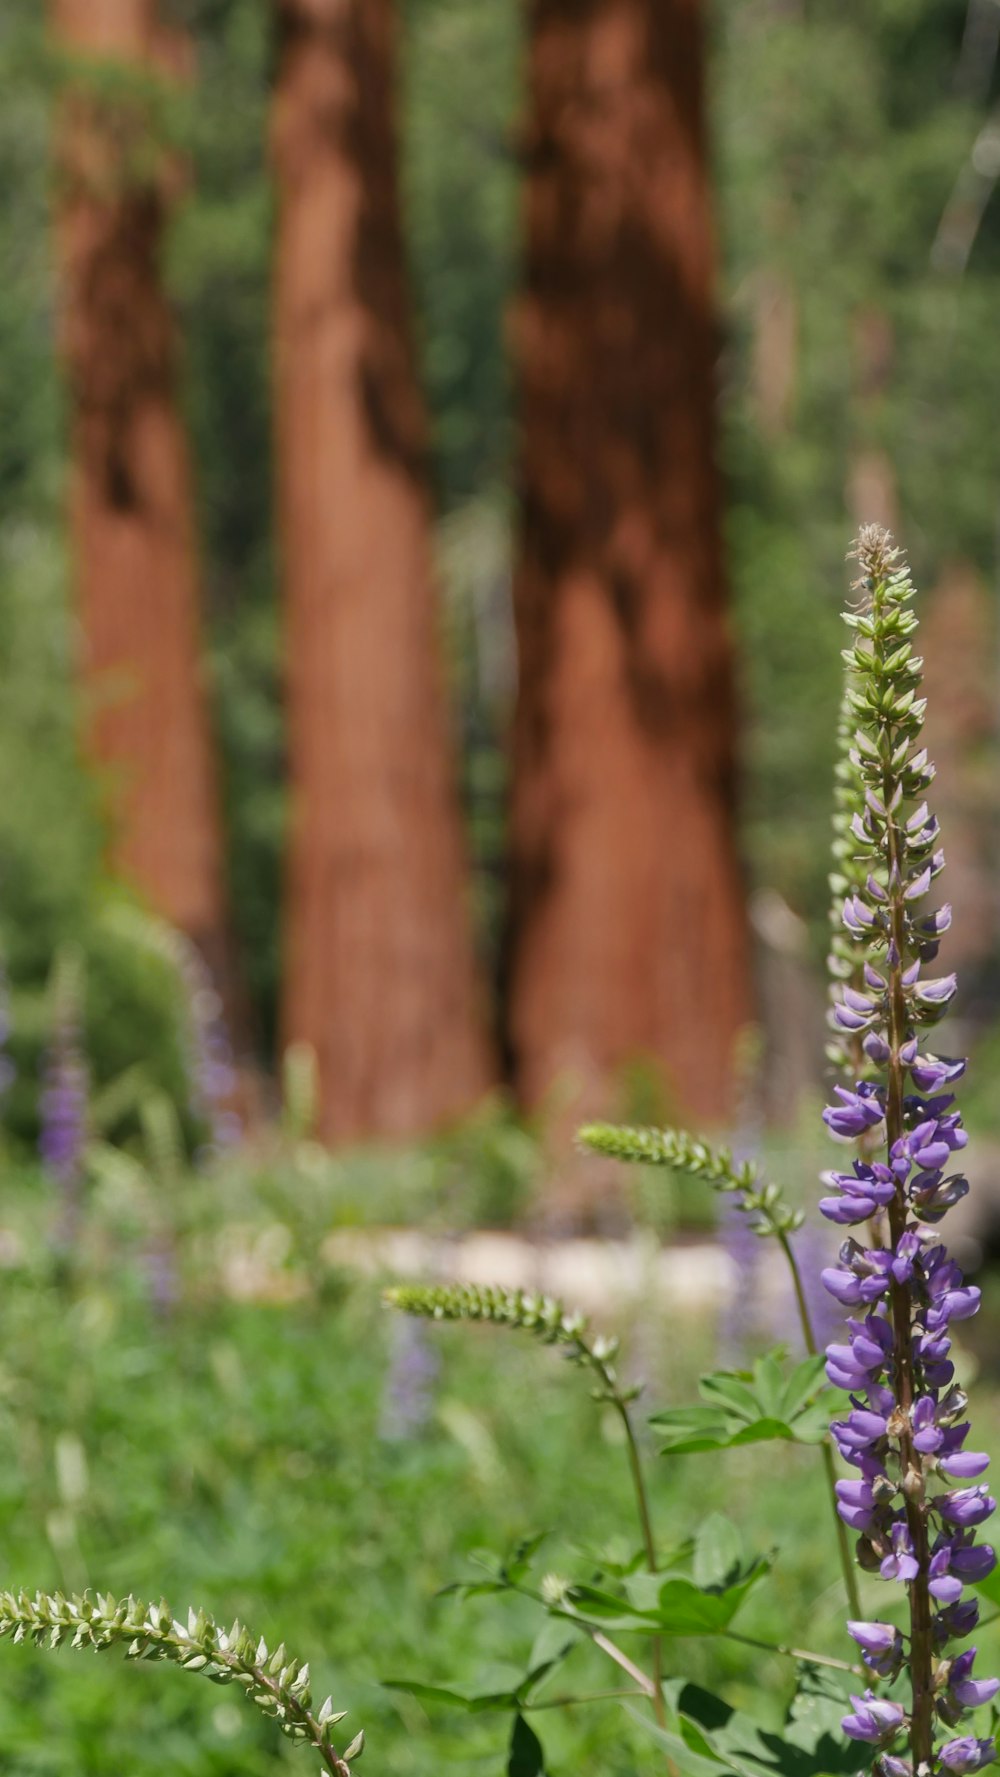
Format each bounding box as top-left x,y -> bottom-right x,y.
507,0 -> 750,1126
272,0 -> 494,1140
51,1 -> 237,1005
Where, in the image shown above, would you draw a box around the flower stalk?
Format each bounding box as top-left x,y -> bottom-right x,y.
0,1589 -> 361,1773
386,1283 -> 670,1731
822,528 -> 997,1777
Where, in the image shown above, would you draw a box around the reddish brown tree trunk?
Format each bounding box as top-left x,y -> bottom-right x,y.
272,0 -> 494,1140
51,0 -> 234,995
507,0 -> 750,1126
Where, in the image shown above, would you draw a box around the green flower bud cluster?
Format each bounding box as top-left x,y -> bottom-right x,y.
0,1590 -> 361,1774
386,1283 -> 632,1403
578,1122 -> 802,1237
827,680 -> 870,1077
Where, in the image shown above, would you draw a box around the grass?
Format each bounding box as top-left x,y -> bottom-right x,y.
0,1146 -> 998,1774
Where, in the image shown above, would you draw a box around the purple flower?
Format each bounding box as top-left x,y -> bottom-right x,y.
936,1598 -> 981,1643
881,1522 -> 920,1585
914,974 -> 958,1009
717,1194 -> 760,1364
910,1053 -> 965,1093
941,1452 -> 991,1480
379,1314 -> 439,1443
929,1546 -> 964,1604
39,973 -> 89,1255
951,1542 -> 997,1583
938,1489 -> 996,1530
820,534 -> 996,1772
824,1085 -> 885,1138
938,1739 -> 997,1773
836,1479 -> 878,1531
175,938 -> 242,1157
949,1651 -> 1000,1710
833,1409 -> 889,1453
848,1621 -> 904,1677
842,1692 -> 907,1744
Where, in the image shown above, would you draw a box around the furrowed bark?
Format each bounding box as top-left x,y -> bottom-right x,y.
507,0 -> 750,1128
51,0 -> 238,1015
272,0 -> 495,1139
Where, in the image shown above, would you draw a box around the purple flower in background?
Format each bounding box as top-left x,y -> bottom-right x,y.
821,531 -> 997,1775
175,938 -> 241,1158
379,1312 -> 440,1443
39,963 -> 88,1255
717,1193 -> 760,1363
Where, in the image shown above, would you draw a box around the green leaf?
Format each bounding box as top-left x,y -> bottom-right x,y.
699,1373 -> 763,1422
778,1356 -> 828,1422
973,1567 -> 1000,1610
650,1564 -> 770,1635
562,1557 -> 770,1637
651,1407 -> 735,1452
749,1353 -> 786,1420
527,1616 -> 579,1675
653,1677 -> 861,1777
678,1669 -> 861,1777
625,1705 -> 743,1777
505,1533 -> 548,1584
693,1516 -> 744,1590
652,1350 -> 832,1454
784,1663 -> 858,1764
508,1713 -> 546,1777
381,1665 -> 527,1713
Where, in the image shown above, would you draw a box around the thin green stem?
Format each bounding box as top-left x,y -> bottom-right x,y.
612,1396 -> 667,1728
588,1629 -> 657,1698
777,1230 -> 862,1620
722,1628 -> 863,1677
524,1688 -> 647,1711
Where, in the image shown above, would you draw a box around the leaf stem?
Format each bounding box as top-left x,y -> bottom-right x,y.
524,1687 -> 647,1710
722,1628 -> 863,1676
579,1337 -> 667,1735
589,1629 -> 658,1698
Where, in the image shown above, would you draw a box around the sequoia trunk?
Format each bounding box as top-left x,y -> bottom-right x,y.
51,0 -> 234,997
272,0 -> 494,1139
508,0 -> 750,1124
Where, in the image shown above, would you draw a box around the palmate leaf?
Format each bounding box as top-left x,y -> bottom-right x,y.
556,1552 -> 771,1637
383,1645 -> 569,1716
631,1669 -> 859,1777
652,1353 -> 832,1455
382,1667 -> 528,1714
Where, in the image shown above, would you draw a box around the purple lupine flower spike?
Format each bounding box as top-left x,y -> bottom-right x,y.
379,1313 -> 440,1442
175,938 -> 242,1158
39,954 -> 88,1257
821,530 -> 996,1774
718,1192 -> 760,1363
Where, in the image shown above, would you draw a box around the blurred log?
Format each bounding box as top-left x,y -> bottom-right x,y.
50,0 -> 238,1012
272,0 -> 495,1139
506,0 -> 751,1126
